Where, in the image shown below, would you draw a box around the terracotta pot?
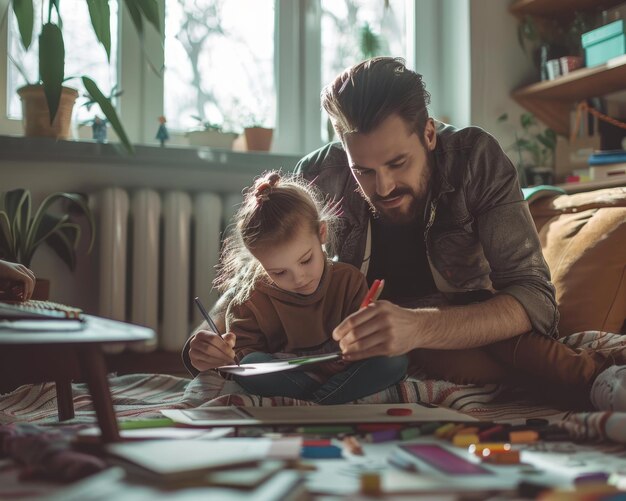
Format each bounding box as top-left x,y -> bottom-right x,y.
17,84 -> 79,140
244,127 -> 273,151
32,278 -> 50,301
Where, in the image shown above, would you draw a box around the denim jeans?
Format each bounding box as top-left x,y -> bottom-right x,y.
233,352 -> 408,405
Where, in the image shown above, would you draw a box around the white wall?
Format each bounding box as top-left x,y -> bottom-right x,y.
409,0 -> 536,146
469,0 -> 536,147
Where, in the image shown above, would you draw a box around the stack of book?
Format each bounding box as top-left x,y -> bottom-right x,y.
588,150 -> 626,181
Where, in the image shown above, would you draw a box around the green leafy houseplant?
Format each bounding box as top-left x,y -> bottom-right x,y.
498,112 -> 557,186
0,189 -> 95,271
9,0 -> 161,153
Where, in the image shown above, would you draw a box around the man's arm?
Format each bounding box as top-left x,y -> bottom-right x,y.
467,133 -> 559,338
334,293 -> 531,359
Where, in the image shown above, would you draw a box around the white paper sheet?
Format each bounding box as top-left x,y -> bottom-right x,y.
218,352 -> 341,376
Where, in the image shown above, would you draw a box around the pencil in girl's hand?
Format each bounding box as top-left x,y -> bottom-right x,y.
193,296 -> 239,367
360,279 -> 382,309
194,297 -> 221,335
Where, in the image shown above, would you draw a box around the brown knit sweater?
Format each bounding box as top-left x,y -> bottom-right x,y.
226,261 -> 368,360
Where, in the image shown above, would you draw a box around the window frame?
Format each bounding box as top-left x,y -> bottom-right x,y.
1,0 -> 419,155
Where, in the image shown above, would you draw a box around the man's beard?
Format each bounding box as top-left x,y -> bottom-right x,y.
359,160 -> 432,226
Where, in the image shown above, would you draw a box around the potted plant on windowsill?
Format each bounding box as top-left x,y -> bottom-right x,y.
0,189 -> 95,300
241,109 -> 274,152
185,116 -> 238,149
8,0 -> 161,153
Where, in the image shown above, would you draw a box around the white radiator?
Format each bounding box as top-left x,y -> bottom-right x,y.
95,187 -> 233,352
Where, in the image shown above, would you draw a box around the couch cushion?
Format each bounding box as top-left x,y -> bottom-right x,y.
529,188 -> 626,336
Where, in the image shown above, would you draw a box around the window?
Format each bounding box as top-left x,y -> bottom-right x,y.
2,1 -> 416,152
321,0 -> 406,93
320,0 -> 407,141
7,0 -> 119,123
164,0 -> 275,133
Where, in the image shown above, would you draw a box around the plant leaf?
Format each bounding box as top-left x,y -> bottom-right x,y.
82,77 -> 133,153
0,211 -> 17,262
39,23 -> 64,124
520,112 -> 536,129
123,0 -> 144,38
12,0 -> 34,50
87,0 -> 111,61
26,192 -> 95,262
2,190 -> 30,263
2,189 -> 28,229
536,132 -> 556,150
23,212 -> 68,266
45,228 -> 77,271
13,189 -> 32,264
48,0 -> 61,24
136,0 -> 161,34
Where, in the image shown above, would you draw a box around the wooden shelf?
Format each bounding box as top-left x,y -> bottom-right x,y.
510,0 -> 622,17
512,55 -> 626,135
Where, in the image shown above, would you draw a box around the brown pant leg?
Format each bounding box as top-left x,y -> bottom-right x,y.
485,332 -> 615,409
409,348 -> 511,385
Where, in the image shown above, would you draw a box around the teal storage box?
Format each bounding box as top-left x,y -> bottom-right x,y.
582,19 -> 626,67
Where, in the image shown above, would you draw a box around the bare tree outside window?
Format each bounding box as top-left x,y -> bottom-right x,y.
321,0 -> 406,141
164,0 -> 275,133
7,0 -> 119,123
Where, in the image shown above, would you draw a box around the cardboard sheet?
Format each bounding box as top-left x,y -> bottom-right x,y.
162,403 -> 478,427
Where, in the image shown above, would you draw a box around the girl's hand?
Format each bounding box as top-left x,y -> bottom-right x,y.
189,330 -> 237,372
0,260 -> 36,301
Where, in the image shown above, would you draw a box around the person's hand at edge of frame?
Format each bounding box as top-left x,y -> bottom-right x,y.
0,260 -> 36,302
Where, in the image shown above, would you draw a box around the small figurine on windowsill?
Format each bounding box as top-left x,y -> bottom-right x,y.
156,115 -> 169,147
92,116 -> 107,143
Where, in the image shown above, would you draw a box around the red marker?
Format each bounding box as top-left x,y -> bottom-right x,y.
360,279 -> 385,309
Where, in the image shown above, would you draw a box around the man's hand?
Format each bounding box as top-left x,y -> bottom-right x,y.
189,330 -> 237,372
333,294 -> 533,360
333,301 -> 420,360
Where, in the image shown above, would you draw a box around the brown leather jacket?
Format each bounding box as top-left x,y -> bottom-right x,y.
293,123 -> 559,338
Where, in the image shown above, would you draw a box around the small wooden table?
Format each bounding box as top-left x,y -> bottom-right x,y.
0,315 -> 155,443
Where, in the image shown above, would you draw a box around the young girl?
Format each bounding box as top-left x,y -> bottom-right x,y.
197,171 -> 408,404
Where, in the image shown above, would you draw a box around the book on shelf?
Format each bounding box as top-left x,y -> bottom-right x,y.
588,149 -> 626,165
589,162 -> 626,180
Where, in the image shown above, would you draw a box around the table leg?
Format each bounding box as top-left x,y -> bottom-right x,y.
79,345 -> 120,443
55,379 -> 75,421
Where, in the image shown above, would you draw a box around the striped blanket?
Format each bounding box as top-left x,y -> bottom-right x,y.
1,331 -> 625,443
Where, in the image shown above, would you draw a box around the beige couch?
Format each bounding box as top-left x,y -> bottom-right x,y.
528,187 -> 626,337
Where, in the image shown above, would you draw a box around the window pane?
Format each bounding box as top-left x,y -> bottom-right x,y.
164,0 -> 275,133
7,1 -> 119,122
320,0 -> 406,141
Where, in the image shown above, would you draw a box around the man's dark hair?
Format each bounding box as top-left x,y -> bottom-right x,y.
322,57 -> 431,142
